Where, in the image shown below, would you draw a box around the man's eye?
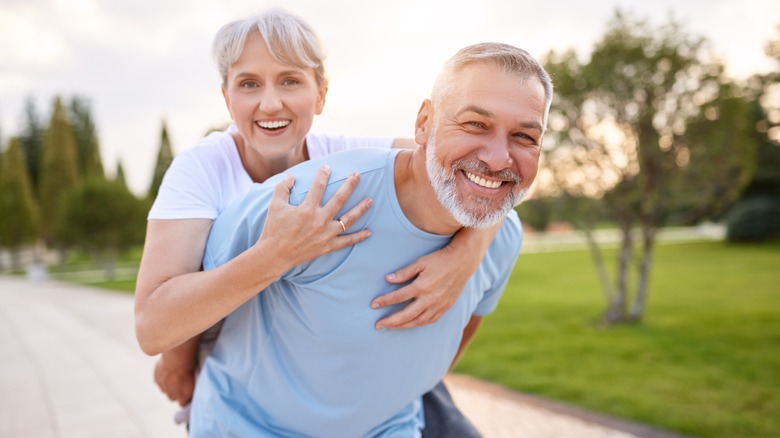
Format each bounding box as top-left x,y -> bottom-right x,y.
466,121 -> 486,129
240,81 -> 259,89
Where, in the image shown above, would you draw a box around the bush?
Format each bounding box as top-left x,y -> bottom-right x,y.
726,196 -> 780,242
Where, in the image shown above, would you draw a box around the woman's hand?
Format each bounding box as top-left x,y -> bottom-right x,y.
370,223 -> 503,330
258,165 -> 373,270
154,337 -> 199,407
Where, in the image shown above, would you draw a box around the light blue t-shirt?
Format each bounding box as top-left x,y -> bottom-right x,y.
190,148 -> 523,438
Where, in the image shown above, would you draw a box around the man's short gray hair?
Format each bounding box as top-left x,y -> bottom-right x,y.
431,43 -> 553,123
212,9 -> 327,88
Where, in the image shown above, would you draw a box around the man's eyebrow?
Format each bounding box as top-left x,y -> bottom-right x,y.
457,105 -> 543,132
456,105 -> 495,119
518,120 -> 543,133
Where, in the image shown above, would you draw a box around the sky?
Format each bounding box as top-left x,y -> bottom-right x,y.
1,0 -> 778,195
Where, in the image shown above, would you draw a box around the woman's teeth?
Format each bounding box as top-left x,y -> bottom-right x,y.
257,120 -> 290,129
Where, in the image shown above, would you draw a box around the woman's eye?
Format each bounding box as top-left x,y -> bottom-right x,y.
282,78 -> 300,86
240,81 -> 259,89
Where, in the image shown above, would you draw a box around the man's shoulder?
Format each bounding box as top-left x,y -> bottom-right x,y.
284,148 -> 397,199
486,210 -> 524,265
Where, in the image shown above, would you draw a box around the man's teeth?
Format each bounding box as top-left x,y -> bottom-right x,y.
465,171 -> 502,189
257,120 -> 290,129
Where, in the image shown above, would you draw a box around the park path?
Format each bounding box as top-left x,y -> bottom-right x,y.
0,276 -> 683,438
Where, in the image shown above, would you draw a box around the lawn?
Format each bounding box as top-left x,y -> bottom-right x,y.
454,241 -> 780,438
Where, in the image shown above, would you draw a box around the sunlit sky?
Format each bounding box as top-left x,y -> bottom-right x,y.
1,0 -> 778,195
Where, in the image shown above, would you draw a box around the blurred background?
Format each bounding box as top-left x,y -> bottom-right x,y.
1,1 -> 778,437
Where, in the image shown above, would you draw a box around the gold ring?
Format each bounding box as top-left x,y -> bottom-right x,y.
338,219 -> 347,232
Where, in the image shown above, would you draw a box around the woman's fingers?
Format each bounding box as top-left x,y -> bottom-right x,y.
300,165 -> 331,208
322,172 -> 361,218
335,197 -> 372,233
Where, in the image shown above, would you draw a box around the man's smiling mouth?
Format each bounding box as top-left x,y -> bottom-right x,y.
464,170 -> 503,189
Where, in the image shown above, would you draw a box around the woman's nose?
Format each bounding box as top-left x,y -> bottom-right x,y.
258,87 -> 283,113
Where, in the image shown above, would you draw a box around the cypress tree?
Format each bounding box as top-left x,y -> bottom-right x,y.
69,96 -> 105,181
39,96 -> 80,244
0,137 -> 40,269
18,96 -> 45,198
147,120 -> 174,202
115,159 -> 128,188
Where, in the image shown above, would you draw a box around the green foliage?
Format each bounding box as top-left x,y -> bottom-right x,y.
114,159 -> 128,188
0,137 -> 40,252
56,179 -> 146,252
726,196 -> 780,242
39,96 -> 80,243
147,120 -> 174,201
456,241 -> 780,438
514,198 -> 554,231
69,96 -> 105,181
18,96 -> 45,197
55,179 -> 146,275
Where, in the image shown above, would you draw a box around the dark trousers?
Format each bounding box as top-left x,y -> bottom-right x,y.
421,381 -> 482,437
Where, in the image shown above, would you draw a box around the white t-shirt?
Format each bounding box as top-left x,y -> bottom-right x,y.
148,126 -> 394,220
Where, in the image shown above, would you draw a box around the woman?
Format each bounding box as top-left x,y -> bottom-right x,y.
134,9 -> 496,436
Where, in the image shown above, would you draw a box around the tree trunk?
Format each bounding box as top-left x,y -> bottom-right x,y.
630,222 -> 657,322
604,221 -> 634,325
582,226 -> 614,305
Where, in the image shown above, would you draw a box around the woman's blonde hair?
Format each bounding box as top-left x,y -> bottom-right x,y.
212,9 -> 327,88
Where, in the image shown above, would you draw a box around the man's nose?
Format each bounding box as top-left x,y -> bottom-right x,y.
258,87 -> 283,113
477,135 -> 513,170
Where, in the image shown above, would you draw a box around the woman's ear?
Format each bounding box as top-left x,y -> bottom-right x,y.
315,84 -> 328,115
415,99 -> 433,145
221,85 -> 233,120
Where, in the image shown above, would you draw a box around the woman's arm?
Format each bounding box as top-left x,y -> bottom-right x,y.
371,221 -> 503,330
134,168 -> 372,355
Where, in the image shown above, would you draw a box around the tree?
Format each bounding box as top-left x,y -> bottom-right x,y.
0,137 -> 40,269
725,27 -> 780,242
55,179 -> 146,279
147,120 -> 174,202
540,12 -> 758,325
114,159 -> 128,188
18,96 -> 45,198
39,96 -> 80,244
69,96 -> 105,181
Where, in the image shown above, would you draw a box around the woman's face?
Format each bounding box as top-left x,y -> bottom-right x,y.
222,31 -> 326,159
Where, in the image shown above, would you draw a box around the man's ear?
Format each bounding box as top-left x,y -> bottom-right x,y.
415,99 -> 433,145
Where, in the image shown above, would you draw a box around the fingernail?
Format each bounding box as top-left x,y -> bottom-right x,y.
322,165 -> 330,171
386,273 -> 395,280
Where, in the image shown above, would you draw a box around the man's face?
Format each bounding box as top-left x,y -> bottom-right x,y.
420,63 -> 547,228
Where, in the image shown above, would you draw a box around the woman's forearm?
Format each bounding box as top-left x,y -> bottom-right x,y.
135,240 -> 290,355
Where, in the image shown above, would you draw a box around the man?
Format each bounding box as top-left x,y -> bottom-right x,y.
189,42 -> 553,437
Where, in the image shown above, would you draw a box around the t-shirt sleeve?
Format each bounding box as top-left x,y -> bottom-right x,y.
473,213 -> 524,316
147,151 -> 220,220
306,133 -> 393,159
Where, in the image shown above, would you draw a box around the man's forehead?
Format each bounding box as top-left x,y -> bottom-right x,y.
443,66 -> 546,130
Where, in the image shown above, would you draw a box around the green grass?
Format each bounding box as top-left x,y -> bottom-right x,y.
454,241 -> 780,438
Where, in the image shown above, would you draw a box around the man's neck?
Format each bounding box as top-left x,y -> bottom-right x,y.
393,148 -> 462,236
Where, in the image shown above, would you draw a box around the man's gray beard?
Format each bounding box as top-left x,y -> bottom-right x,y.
425,135 -> 527,228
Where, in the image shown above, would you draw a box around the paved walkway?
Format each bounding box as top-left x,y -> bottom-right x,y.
0,276 -> 680,438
